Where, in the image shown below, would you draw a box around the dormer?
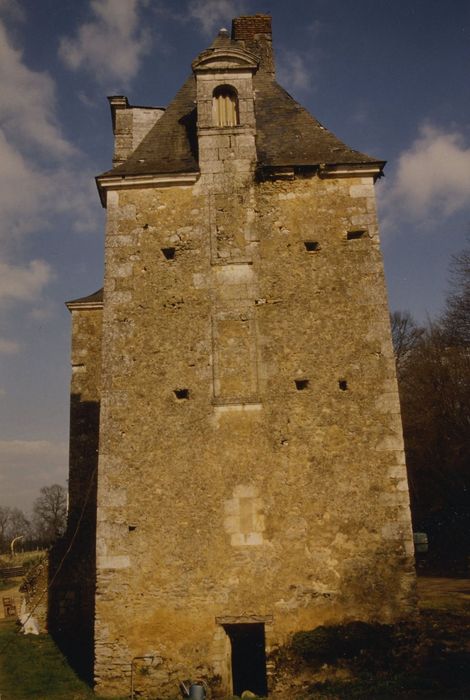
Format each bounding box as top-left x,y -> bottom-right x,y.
192,30 -> 259,132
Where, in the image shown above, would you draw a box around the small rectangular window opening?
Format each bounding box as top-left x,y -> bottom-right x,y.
347,230 -> 366,240
304,241 -> 319,252
295,379 -> 309,391
161,247 -> 176,260
339,379 -> 348,391
174,388 -> 189,400
128,525 -> 137,532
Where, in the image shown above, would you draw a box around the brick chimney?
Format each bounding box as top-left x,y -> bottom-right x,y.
231,14 -> 274,75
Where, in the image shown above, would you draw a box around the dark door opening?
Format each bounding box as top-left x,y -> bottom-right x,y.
224,623 -> 268,697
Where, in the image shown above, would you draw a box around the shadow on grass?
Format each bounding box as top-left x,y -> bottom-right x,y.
0,620 -> 126,700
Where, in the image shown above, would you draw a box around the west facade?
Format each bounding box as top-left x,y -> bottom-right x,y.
50,14 -> 415,699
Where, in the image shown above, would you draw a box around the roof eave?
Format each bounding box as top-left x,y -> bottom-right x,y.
95,171 -> 200,208
258,160 -> 386,181
318,161 -> 386,180
66,301 -> 103,312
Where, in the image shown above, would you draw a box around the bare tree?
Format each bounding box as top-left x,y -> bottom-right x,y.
0,506 -> 31,553
390,310 -> 424,376
7,508 -> 31,541
396,321 -> 470,571
391,245 -> 470,572
33,484 -> 67,545
441,244 -> 470,345
0,506 -> 12,553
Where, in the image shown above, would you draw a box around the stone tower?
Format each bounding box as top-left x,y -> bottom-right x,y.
51,14 -> 415,699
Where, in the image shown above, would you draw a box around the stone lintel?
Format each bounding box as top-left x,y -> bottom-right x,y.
216,614 -> 273,625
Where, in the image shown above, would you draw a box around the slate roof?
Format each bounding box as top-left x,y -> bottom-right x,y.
100,76 -> 199,178
66,288 -> 103,307
98,40 -> 382,180
253,72 -> 381,168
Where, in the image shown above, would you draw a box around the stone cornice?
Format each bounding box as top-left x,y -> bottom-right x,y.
258,162 -> 385,182
95,172 -> 199,208
318,162 -> 385,180
66,301 -> 103,311
192,47 -> 259,73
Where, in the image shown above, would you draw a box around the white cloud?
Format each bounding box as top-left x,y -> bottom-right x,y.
0,129 -> 98,241
0,439 -> 68,513
0,338 -> 20,354
0,15 -> 101,354
0,0 -> 25,23
277,49 -> 312,94
0,23 -> 74,158
59,0 -> 151,87
381,124 -> 470,226
0,259 -> 52,306
0,439 -> 67,458
188,0 -> 245,35
0,17 -> 100,244
29,303 -> 57,322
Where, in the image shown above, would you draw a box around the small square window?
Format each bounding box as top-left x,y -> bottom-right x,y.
304,241 -> 319,252
161,247 -> 176,260
294,379 -> 309,391
347,230 -> 366,241
339,379 -> 348,391
174,388 -> 189,400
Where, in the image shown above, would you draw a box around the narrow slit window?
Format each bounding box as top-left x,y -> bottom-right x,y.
339,379 -> 348,391
304,241 -> 319,252
347,230 -> 366,240
161,247 -> 176,260
213,85 -> 239,127
295,379 -> 309,391
174,388 -> 189,400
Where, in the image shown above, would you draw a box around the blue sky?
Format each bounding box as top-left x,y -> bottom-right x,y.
1,0 -> 469,513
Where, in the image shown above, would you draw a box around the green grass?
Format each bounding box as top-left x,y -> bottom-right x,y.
0,619 -> 94,699
0,550 -> 46,567
0,620 -> 126,700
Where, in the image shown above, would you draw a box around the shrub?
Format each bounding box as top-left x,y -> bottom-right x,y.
291,621 -> 393,664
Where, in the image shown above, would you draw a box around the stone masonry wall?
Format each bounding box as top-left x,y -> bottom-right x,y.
49,307 -> 102,683
111,104 -> 165,166
93,169 -> 415,698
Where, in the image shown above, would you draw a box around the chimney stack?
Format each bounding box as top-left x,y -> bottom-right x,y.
231,14 -> 274,75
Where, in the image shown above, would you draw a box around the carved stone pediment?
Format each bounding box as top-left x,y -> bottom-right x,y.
192,47 -> 259,73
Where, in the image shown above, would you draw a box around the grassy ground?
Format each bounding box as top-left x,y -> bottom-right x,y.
0,550 -> 46,568
0,620 -> 129,700
0,619 -> 97,700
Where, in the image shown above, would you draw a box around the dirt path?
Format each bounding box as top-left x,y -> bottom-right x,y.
417,575 -> 470,613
